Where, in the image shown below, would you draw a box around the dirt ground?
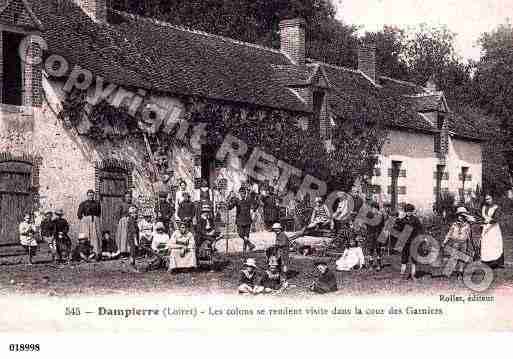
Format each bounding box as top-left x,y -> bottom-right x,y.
1,238 -> 512,298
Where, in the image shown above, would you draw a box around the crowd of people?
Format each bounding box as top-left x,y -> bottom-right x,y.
16,179 -> 506,294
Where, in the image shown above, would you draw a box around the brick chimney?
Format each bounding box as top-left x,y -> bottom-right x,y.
279,18 -> 306,67
74,0 -> 108,22
358,41 -> 376,83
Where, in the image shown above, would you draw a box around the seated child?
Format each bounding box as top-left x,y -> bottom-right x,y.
260,256 -> 288,294
151,222 -> 170,255
101,230 -> 120,259
309,261 -> 338,294
238,258 -> 264,295
138,211 -> 154,254
72,233 -> 96,262
336,236 -> 365,271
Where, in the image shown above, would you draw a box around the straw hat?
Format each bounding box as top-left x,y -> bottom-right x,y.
404,203 -> 415,212
272,222 -> 282,230
55,209 -> 64,215
154,222 -> 165,231
78,233 -> 88,240
201,204 -> 212,213
243,258 -> 258,269
455,207 -> 469,215
44,209 -> 53,215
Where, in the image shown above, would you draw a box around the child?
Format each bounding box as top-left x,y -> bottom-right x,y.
260,256 -> 288,294
53,209 -> 72,263
148,222 -> 170,270
238,258 -> 264,295
138,210 -> 154,253
151,222 -> 170,255
19,213 -> 38,265
177,192 -> 195,228
336,236 -> 365,271
272,222 -> 290,274
40,210 -> 56,262
72,233 -> 96,262
101,230 -> 120,259
396,203 -> 424,280
365,202 -> 385,271
309,261 -> 338,294
442,207 -> 473,278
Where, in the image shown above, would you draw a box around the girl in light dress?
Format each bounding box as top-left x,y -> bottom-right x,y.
336,236 -> 365,271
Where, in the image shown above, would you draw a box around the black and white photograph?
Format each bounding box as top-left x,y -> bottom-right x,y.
1,0 -> 513,341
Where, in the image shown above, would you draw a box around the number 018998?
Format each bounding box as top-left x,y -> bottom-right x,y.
9,344 -> 40,352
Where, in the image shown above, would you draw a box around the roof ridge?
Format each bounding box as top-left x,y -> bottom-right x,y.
110,10 -> 286,56
379,75 -> 428,91
307,59 -> 361,74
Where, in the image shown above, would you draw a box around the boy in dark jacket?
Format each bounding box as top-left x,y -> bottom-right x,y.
53,209 -> 71,263
40,210 -> 56,262
395,203 -> 424,280
228,186 -> 258,252
309,261 -> 338,294
72,233 -> 96,262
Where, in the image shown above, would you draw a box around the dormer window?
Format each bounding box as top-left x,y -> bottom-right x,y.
1,31 -> 24,106
313,90 -> 330,139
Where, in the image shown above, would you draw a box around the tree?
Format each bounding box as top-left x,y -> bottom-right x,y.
362,26 -> 409,80
473,21 -> 513,193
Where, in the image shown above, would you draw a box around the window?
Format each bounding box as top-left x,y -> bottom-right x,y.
2,31 -> 25,106
313,90 -> 330,138
433,171 -> 449,180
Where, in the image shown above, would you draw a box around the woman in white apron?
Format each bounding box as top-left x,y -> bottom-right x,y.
480,194 -> 504,269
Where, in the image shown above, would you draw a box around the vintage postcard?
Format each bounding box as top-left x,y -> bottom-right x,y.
1,0 -> 513,345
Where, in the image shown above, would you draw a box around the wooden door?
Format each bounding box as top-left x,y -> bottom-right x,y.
0,162 -> 33,245
99,169 -> 128,238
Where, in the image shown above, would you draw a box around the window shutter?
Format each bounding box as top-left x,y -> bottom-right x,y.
400,169 -> 406,177
399,186 -> 407,195
434,134 -> 441,153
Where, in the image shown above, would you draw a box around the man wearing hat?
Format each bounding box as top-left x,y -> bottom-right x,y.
196,203 -> 221,264
40,210 -> 56,262
53,209 -> 71,263
309,261 -> 337,294
442,207 -> 473,278
238,258 -> 264,294
228,186 -> 259,252
396,203 -> 424,280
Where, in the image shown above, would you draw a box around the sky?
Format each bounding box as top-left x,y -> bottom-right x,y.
334,0 -> 512,62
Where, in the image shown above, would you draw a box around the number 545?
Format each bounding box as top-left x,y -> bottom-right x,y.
65,307 -> 80,316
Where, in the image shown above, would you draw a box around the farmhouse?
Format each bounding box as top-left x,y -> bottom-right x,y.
0,0 -> 483,251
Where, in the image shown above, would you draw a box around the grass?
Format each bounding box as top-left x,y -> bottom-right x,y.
1,248 -> 512,298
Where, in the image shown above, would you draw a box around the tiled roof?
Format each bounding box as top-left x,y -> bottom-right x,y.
27,0 -> 484,140
319,63 -> 437,133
